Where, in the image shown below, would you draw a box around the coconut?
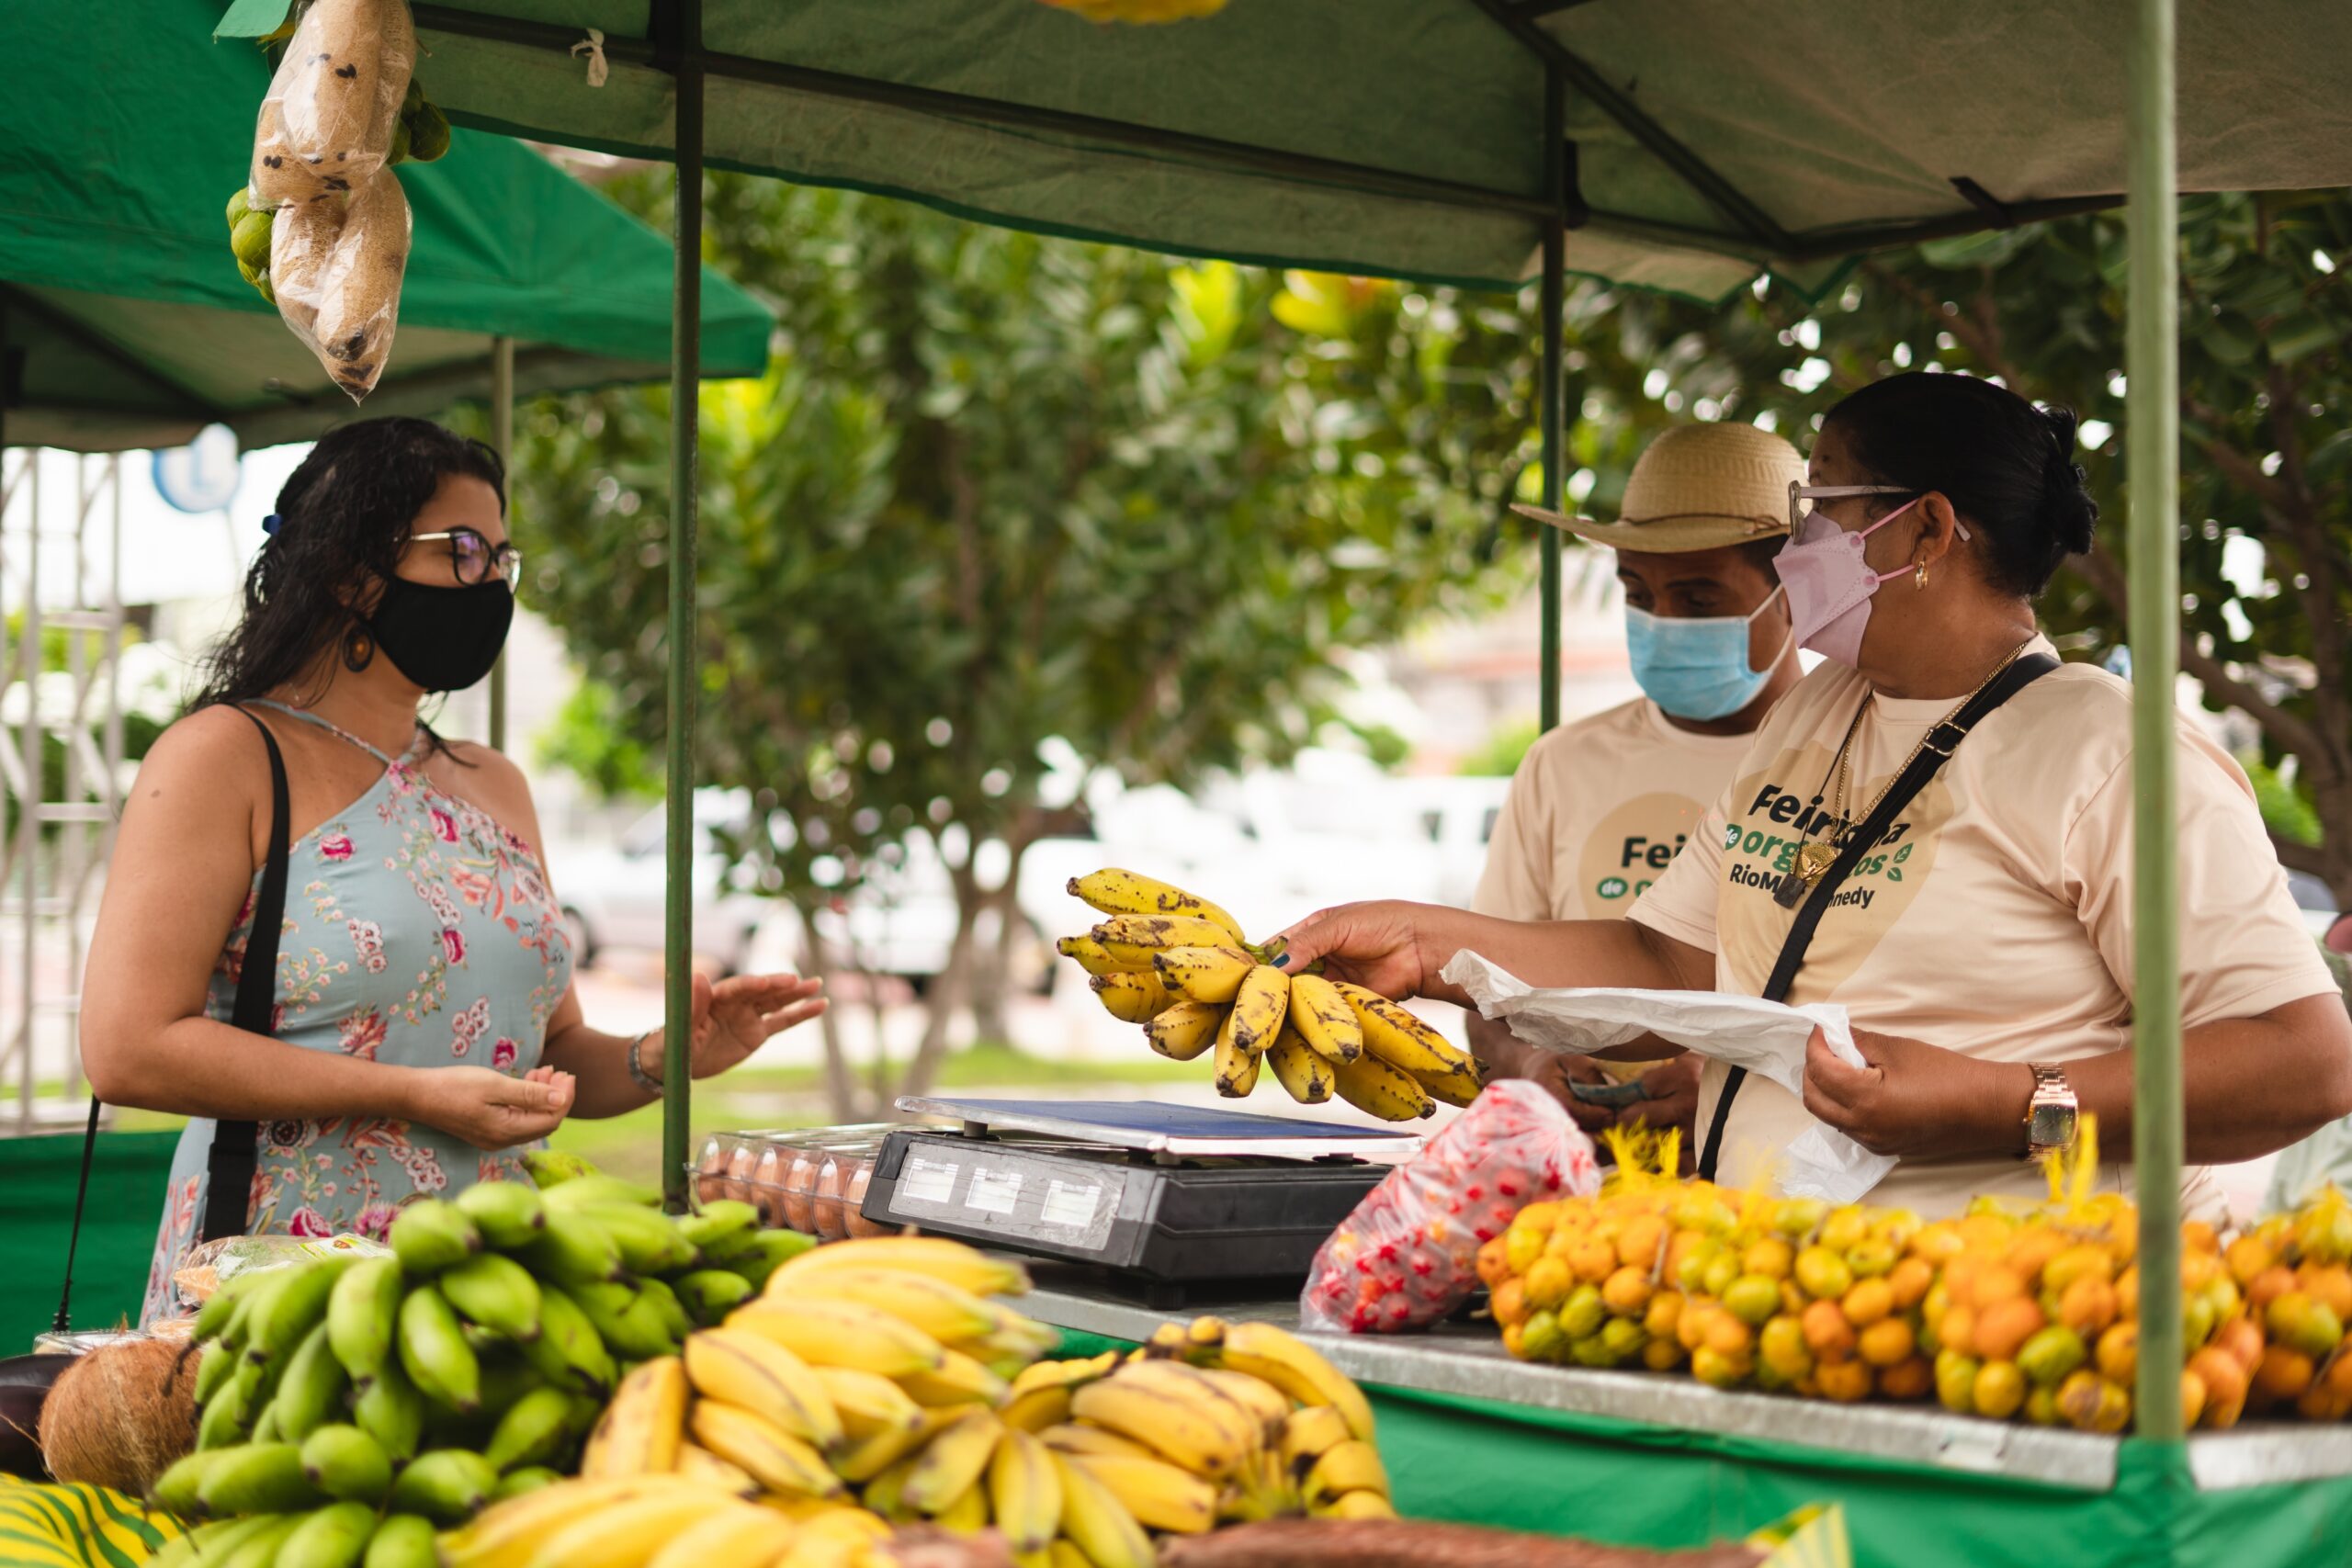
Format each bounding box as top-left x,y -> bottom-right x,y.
36,1337 -> 198,1495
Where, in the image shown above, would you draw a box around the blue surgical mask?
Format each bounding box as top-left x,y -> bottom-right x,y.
1624,590 -> 1790,721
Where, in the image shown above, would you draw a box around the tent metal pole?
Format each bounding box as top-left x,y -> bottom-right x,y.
1538,66 -> 1565,732
662,0 -> 705,1213
2127,0 -> 2183,1443
489,335 -> 513,752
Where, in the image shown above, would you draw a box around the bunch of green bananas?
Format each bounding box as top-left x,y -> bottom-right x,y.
1060,868 -> 1482,1121
1010,1314 -> 1396,1546
151,1157 -> 807,1568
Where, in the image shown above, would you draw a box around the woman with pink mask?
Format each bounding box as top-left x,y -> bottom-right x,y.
1276,373 -> 2352,1218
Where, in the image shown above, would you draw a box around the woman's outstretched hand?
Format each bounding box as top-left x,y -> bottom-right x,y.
642,971 -> 829,1085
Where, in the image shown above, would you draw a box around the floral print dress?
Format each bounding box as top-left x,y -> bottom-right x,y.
141,704 -> 573,1322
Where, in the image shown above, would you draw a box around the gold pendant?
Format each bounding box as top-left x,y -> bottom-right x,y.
1794,841 -> 1838,883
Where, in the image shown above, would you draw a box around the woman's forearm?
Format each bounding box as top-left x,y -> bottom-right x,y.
1410,908 -> 1705,1006
1966,995 -> 2352,1167
86,1018 -> 423,1124
538,1021 -> 659,1119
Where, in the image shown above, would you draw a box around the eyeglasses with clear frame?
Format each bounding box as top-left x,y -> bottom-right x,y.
410,527 -> 523,591
1787,480 -> 1970,540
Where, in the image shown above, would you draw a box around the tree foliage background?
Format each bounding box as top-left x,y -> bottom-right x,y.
497,175 -> 2352,1112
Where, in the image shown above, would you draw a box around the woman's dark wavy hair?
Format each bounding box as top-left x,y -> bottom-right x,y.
193,417 -> 504,738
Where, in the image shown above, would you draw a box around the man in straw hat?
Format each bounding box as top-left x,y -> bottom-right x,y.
1468,421 -> 1805,1141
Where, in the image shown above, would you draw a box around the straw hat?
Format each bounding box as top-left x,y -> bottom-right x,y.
1511,421 -> 1806,554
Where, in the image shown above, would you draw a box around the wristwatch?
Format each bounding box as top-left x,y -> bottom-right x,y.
2023,1063 -> 2078,1160
626,1031 -> 663,1096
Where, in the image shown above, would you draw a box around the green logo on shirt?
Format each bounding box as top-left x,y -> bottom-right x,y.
1595,876 -> 1631,900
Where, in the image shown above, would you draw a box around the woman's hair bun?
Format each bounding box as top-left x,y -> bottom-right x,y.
2039,405 -> 2098,557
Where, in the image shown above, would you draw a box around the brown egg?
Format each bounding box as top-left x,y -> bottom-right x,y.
780,1149 -> 821,1235
842,1157 -> 894,1238
812,1155 -> 851,1242
723,1143 -> 760,1207
749,1146 -> 789,1228
695,1137 -> 729,1207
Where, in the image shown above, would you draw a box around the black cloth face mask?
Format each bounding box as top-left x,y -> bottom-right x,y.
363,577 -> 514,692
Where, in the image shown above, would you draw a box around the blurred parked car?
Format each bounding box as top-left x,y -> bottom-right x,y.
554,791 -> 775,974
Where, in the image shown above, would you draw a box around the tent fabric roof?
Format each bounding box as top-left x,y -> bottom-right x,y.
2,0 -> 775,454
302,0 -> 2352,303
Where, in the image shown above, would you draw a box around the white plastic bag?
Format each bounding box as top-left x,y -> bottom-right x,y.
1300,1080 -> 1599,1333
249,0 -> 417,209
1442,951 -> 1898,1205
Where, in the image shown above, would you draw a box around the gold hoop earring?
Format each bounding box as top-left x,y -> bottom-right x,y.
1913,559 -> 1929,592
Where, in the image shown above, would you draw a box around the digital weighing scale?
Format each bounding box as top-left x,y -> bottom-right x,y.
860,1098 -> 1424,1299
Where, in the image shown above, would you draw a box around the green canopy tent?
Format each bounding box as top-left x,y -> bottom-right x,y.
1,0 -> 775,456
203,0 -> 2352,1520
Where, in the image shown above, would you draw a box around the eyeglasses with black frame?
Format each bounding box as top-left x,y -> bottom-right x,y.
410,527 -> 523,591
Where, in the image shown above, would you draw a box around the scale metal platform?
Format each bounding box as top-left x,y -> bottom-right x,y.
861,1098 -> 1422,1298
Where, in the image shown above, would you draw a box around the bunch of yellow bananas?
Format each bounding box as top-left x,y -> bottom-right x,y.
1008,1316 -> 1395,1540
1061,869 -> 1480,1121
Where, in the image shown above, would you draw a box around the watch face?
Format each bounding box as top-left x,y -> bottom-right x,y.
2028,1103 -> 2076,1148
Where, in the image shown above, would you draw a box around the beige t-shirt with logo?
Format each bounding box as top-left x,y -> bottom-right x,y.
1627,639 -> 2336,1219
1475,697 -> 1756,924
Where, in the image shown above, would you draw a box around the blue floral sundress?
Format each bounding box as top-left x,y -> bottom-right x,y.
142,703 -> 574,1322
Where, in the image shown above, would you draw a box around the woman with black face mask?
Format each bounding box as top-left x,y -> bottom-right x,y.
79,418 -> 825,1319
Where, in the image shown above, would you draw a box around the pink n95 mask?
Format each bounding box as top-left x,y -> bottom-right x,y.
1773,487 -> 1970,667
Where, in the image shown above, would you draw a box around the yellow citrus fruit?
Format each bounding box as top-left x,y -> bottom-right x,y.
1878,1354 -> 1934,1402
1723,1275 -> 1782,1328
1910,1222 -> 1966,1266
1845,1238 -> 1898,1280
2183,1220 -> 2221,1256
1934,1349 -> 1980,1413
1887,1258 -> 1936,1313
1677,1304 -> 1714,1353
2246,1266 -> 2296,1314
2041,1244 -> 2117,1295
1505,1225 -> 1548,1277
1702,1251 -> 1742,1300
2056,1371 -> 2131,1434
2187,1347 -> 2248,1430
1972,1359 -> 2027,1420
2017,1325 -> 2088,1388
2212,1315 -> 2264,1375
1842,1279 -> 1895,1328
1792,1247 -> 1853,1303
1742,1237 -> 1795,1282
2058,1276 -> 2119,1338
1803,1298 -> 1857,1364
2005,1228 -> 2067,1284
2096,1322 -> 2138,1385
2254,1345 -> 2317,1405
1568,1235 -> 1619,1285
2024,1385 -> 2063,1427
1705,1313 -> 1757,1359
1644,1290 -> 1684,1341
1773,1198 -> 1829,1239
1973,1297 -> 2048,1364
1522,1257 -> 1572,1312
2179,1367 -> 2209,1430
1513,1201 -> 1563,1236
1643,1337 -> 1687,1372
1600,1314 -> 1647,1361
1691,1347 -> 1749,1389
1616,1213 -> 1668,1270
2225,1235 -> 2278,1288
1759,1315 -> 1813,1381
1815,1360 -> 1873,1403
1937,1302 -> 1979,1359
1969,1265 -> 2029,1311
2298,1263 -> 2352,1324
1490,1277 -> 1529,1329
1819,1208 -> 1870,1254
1601,1265 -> 1655,1319
1559,1282 -> 1608,1341
2265,1290 -> 2346,1359
1859,1317 -> 1917,1369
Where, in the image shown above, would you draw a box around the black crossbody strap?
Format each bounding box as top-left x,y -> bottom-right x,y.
1696,653 -> 2060,1183
201,708 -> 293,1242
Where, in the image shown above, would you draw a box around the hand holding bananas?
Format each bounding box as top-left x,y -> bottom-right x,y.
1063,870 -> 1481,1121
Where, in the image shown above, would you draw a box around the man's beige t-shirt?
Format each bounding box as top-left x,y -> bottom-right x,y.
1627,639 -> 2337,1219
1474,697 -> 1756,924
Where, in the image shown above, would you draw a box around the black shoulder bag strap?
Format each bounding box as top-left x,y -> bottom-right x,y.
1695,652 -> 2060,1183
51,707 -> 290,1329
202,709 -> 293,1242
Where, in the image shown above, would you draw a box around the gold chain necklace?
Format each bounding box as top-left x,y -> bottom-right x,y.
1772,643 -> 2032,910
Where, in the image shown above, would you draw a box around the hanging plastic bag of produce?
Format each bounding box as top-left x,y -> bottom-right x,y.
271,171 -> 412,401
249,0 -> 418,210
1301,1078 -> 1599,1333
